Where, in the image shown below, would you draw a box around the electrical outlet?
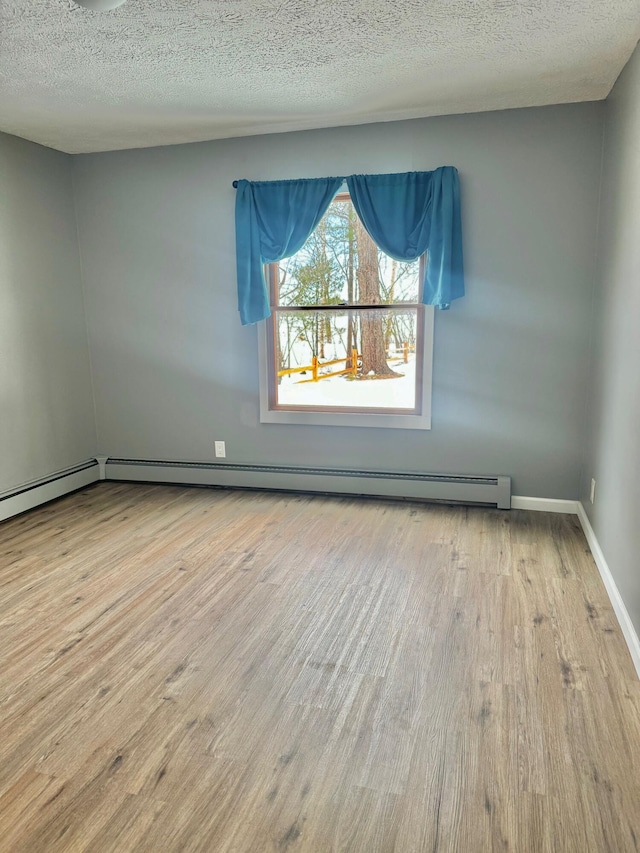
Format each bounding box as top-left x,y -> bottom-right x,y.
590,478 -> 596,504
215,441 -> 226,458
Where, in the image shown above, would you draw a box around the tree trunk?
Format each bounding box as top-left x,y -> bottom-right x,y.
385,259 -> 397,352
346,206 -> 355,369
355,217 -> 396,376
319,220 -> 327,358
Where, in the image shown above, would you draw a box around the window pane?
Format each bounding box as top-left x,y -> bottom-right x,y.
274,197 -> 421,307
273,309 -> 419,411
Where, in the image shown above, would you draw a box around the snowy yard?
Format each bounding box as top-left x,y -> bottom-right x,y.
277,354 -> 417,409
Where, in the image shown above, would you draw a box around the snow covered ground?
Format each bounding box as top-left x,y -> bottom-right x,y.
277,354 -> 417,409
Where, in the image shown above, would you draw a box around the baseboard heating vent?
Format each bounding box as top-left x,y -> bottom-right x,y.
0,459 -> 99,522
105,458 -> 511,509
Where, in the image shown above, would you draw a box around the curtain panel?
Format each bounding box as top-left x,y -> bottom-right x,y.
234,167 -> 464,326
346,168 -> 464,309
235,177 -> 343,326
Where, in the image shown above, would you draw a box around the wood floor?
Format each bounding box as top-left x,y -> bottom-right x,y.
1,483 -> 639,852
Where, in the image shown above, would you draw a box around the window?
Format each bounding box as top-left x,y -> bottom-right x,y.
258,193 -> 434,429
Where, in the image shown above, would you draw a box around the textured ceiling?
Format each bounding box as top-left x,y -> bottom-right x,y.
1,0 -> 639,153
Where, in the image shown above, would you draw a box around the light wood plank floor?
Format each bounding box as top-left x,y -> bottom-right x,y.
1,483 -> 639,852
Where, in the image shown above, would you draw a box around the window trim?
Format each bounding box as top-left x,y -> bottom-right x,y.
256,191 -> 434,430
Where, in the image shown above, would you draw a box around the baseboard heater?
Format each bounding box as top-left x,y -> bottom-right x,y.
104,458 -> 512,509
0,459 -> 100,522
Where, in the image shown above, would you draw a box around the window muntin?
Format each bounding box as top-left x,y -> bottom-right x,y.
266,194 -> 425,416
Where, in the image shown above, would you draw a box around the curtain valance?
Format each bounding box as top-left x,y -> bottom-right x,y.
234,167 -> 464,326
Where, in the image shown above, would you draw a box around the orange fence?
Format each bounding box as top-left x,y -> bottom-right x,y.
278,349 -> 359,383
386,342 -> 411,364
278,343 -> 413,383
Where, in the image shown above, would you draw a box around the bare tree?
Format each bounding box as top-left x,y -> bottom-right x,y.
346,205 -> 356,370
385,258 -> 398,352
354,217 -> 398,377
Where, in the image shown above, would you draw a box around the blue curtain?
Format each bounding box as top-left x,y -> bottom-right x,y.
235,176 -> 343,325
346,167 -> 464,309
234,167 -> 464,324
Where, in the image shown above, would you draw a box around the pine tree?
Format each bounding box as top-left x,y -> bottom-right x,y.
354,216 -> 398,377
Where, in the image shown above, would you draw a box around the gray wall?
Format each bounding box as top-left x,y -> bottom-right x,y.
0,132 -> 96,494
582,43 -> 640,635
72,103 -> 603,498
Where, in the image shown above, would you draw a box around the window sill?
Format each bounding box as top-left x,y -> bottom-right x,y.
259,408 -> 431,430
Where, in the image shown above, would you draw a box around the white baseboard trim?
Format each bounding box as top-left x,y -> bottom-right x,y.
511,496 -> 579,513
576,502 -> 640,680
0,460 -> 100,523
